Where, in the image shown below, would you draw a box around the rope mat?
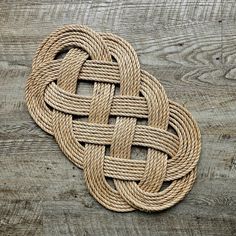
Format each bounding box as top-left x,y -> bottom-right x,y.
25,25 -> 201,212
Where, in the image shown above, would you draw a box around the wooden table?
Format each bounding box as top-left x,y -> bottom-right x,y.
0,1 -> 235,235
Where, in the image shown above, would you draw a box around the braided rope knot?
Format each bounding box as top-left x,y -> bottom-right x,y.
25,25 -> 201,212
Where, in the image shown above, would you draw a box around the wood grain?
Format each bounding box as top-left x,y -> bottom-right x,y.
0,0 -> 235,235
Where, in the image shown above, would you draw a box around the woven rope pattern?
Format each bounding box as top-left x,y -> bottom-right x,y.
25,25 -> 201,212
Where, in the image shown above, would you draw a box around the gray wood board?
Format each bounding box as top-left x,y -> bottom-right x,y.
0,1 -> 235,235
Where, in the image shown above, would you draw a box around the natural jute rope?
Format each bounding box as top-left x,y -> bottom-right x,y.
25,25 -> 201,212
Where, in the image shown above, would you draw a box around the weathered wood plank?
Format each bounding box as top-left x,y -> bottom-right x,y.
0,1 -> 228,67
42,200 -> 235,236
0,0 -> 226,27
0,0 -> 236,235
0,200 -> 42,236
222,21 -> 236,64
0,19 -> 224,67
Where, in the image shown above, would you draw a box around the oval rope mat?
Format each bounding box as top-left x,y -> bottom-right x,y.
25,25 -> 201,212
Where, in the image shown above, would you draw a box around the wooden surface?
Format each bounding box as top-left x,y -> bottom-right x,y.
0,0 -> 236,235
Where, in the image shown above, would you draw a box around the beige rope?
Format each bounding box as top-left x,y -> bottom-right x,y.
25,25 -> 201,212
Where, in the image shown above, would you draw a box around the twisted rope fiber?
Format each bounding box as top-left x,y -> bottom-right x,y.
25,25 -> 201,212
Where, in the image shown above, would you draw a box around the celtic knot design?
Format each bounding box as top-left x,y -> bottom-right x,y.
25,25 -> 201,212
